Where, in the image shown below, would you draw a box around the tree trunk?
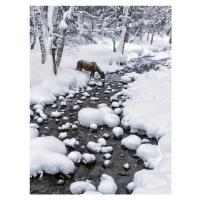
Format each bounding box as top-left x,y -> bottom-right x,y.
55,6 -> 75,68
52,49 -> 57,75
151,29 -> 154,45
147,32 -> 149,41
30,6 -> 36,49
52,6 -> 60,33
169,33 -> 171,44
117,6 -> 133,54
35,6 -> 46,64
112,6 -> 117,52
40,6 -> 49,38
30,6 -> 37,49
55,30 -> 67,68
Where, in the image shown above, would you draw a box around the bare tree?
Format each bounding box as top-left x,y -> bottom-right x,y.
35,6 -> 47,64
117,6 -> 133,54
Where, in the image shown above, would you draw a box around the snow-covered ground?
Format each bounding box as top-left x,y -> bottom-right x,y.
30,35 -> 170,105
30,35 -> 171,194
120,65 -> 171,193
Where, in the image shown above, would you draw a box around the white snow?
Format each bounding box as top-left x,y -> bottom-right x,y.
120,76 -> 131,83
78,107 -> 119,127
82,153 -> 96,164
33,104 -> 44,110
97,174 -> 117,194
30,109 -> 33,116
73,105 -> 80,110
30,136 -> 75,177
90,124 -> 97,130
113,108 -> 122,115
51,111 -> 62,118
30,123 -> 39,129
63,138 -> 79,148
70,181 -> 96,194
98,138 -> 106,146
111,101 -> 120,108
136,144 -> 161,169
58,132 -> 68,140
112,127 -> 123,138
132,153 -> 171,194
103,153 -> 111,159
121,135 -> 141,150
68,151 -> 82,163
87,141 -> 102,153
127,181 -> 135,191
30,128 -> 39,139
120,47 -> 171,193
104,114 -> 120,127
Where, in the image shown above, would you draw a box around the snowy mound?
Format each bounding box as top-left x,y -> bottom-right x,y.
68,151 -> 82,163
121,135 -> 141,150
136,144 -> 161,169
70,181 -> 96,194
78,107 -> 120,127
97,174 -> 117,194
112,127 -> 123,138
30,136 -> 75,177
30,128 -> 38,139
132,153 -> 171,194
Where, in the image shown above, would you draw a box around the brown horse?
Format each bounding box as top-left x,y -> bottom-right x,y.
76,60 -> 105,79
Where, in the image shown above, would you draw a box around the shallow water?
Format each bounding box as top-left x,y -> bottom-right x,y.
30,57 -> 168,194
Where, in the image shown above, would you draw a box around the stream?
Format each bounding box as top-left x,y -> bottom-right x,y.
30,56 -> 170,194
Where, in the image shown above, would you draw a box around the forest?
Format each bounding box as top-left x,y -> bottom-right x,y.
30,6 -> 172,195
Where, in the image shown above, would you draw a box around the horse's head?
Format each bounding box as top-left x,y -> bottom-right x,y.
100,71 -> 105,79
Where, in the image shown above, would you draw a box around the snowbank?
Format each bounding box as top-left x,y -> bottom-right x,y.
97,174 -> 117,194
30,136 -> 75,177
121,59 -> 171,193
30,37 -> 127,105
70,181 -> 96,194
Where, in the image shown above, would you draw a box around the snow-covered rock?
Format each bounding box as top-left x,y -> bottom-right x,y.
30,123 -> 39,129
63,138 -> 79,148
97,103 -> 108,108
114,108 -> 122,115
51,111 -> 62,118
87,141 -> 102,153
88,81 -> 97,86
73,105 -> 80,111
78,107 -> 119,128
104,114 -> 120,127
127,181 -> 135,192
78,108 -> 105,127
112,127 -> 123,139
30,128 -> 39,139
70,181 -> 96,194
30,136 -> 75,177
58,132 -> 68,140
97,174 -> 117,194
58,95 -> 64,100
120,76 -> 131,83
132,153 -> 171,194
103,153 -> 111,159
121,135 -> 141,150
33,104 -> 44,110
98,138 -> 106,146
90,124 -> 97,131
68,151 -> 82,164
111,101 -> 120,108
82,153 -> 96,165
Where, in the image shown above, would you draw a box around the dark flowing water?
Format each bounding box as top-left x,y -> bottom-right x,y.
30,57 -> 169,194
